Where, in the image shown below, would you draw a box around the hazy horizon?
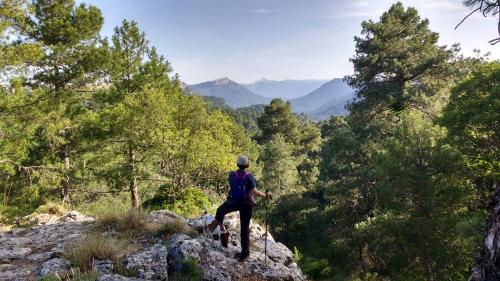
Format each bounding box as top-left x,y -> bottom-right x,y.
80,0 -> 500,84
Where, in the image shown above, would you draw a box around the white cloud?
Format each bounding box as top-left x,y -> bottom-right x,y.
422,1 -> 467,11
345,9 -> 385,18
322,8 -> 385,20
251,9 -> 273,14
352,1 -> 372,8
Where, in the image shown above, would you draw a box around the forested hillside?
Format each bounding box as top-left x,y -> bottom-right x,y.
0,1 -> 498,281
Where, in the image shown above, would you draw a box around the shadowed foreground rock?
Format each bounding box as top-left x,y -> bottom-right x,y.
469,184 -> 500,281
0,210 -> 306,281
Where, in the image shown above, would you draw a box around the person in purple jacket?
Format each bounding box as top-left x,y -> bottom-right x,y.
208,155 -> 272,262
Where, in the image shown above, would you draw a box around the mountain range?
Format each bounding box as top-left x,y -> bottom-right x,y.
242,79 -> 329,100
188,77 -> 355,120
290,78 -> 354,115
188,78 -> 270,108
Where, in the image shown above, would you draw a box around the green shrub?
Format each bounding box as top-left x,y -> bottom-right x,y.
64,233 -> 135,272
170,187 -> 210,218
145,187 -> 210,218
292,246 -> 303,263
169,257 -> 203,281
0,204 -> 37,225
299,257 -> 333,280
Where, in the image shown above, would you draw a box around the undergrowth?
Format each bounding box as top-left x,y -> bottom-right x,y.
169,257 -> 203,281
64,233 -> 135,272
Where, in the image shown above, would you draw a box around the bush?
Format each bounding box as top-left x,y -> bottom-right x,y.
169,257 -> 203,281
64,233 -> 135,272
299,257 -> 333,280
0,204 -> 37,225
145,187 -> 210,218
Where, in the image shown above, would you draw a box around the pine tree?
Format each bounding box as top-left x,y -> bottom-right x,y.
260,134 -> 300,198
1,0 -> 106,204
99,20 -> 175,208
256,99 -> 300,145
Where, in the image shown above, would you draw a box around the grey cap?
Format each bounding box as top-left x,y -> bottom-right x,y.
237,155 -> 249,167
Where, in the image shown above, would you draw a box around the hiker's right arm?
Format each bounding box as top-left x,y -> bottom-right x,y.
251,188 -> 272,199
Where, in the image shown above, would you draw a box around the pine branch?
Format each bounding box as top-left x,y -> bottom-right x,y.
457,0 -> 500,44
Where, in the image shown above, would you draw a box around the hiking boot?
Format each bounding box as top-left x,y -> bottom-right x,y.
207,220 -> 219,233
235,251 -> 250,262
220,231 -> 229,248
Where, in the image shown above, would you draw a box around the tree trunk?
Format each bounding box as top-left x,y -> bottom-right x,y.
469,178 -> 499,281
60,143 -> 71,204
129,146 -> 140,208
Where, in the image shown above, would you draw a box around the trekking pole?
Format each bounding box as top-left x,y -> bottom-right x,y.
264,189 -> 269,267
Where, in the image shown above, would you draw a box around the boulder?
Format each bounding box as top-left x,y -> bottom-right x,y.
59,211 -> 95,223
147,210 -> 183,224
94,259 -> 114,275
37,257 -> 71,278
0,247 -> 32,260
167,234 -> 202,270
123,243 -> 168,280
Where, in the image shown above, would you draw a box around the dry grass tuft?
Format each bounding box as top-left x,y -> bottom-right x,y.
155,218 -> 197,238
36,201 -> 67,215
95,209 -> 122,229
96,208 -> 154,237
122,208 -> 149,232
64,233 -> 136,272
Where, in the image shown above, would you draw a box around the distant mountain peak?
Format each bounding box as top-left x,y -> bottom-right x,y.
189,78 -> 269,108
213,77 -> 234,85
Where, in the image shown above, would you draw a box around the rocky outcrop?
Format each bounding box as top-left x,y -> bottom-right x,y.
0,211 -> 94,280
38,258 -> 71,278
469,183 -> 500,281
0,210 -> 306,281
123,244 -> 168,280
166,213 -> 305,281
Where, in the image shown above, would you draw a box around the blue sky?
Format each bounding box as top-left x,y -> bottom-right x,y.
81,0 -> 500,84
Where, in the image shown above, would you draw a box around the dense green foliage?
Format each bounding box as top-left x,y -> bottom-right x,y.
0,0 -> 256,220
265,3 -> 495,281
0,1 -> 498,280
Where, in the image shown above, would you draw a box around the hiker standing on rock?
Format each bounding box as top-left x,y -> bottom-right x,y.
209,155 -> 272,262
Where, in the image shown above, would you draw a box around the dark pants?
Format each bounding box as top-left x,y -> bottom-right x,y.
215,201 -> 253,255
